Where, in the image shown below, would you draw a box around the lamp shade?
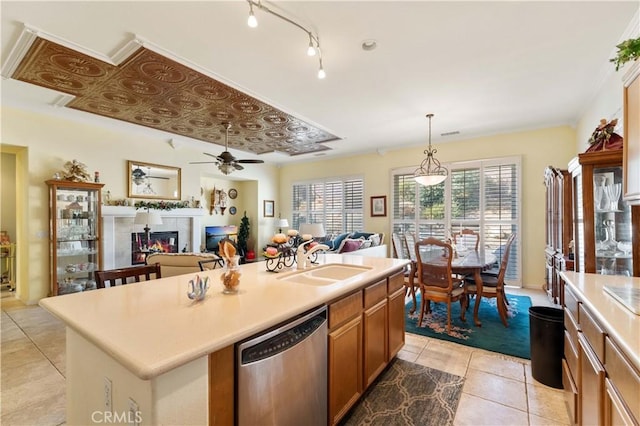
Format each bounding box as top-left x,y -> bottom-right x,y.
414,173 -> 447,186
275,218 -> 290,228
299,223 -> 326,238
134,210 -> 163,226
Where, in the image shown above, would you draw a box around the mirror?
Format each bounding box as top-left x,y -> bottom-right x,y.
128,160 -> 181,200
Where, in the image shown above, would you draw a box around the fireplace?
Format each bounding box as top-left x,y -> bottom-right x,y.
131,231 -> 179,265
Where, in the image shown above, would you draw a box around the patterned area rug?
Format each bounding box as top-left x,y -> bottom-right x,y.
405,294 -> 532,359
340,359 -> 464,426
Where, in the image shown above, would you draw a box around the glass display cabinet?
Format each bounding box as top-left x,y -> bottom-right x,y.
46,180 -> 104,295
569,150 -> 639,277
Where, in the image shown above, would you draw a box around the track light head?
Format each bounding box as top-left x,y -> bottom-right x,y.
247,3 -> 258,28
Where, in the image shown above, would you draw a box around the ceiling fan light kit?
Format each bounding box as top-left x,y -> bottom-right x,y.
191,123 -> 265,176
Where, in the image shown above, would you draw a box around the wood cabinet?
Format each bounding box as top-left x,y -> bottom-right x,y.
568,151 -> 639,277
562,281 -> 640,425
328,271 -> 407,425
544,166 -> 574,303
46,179 -> 104,296
363,280 -> 388,388
623,61 -> 640,205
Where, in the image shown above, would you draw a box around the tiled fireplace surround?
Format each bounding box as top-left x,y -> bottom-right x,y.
102,206 -> 204,270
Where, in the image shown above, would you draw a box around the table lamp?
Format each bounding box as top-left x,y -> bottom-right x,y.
299,223 -> 326,239
134,209 -> 163,249
275,218 -> 289,234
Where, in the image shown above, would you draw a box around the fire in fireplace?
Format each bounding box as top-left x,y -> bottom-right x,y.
131,231 -> 179,265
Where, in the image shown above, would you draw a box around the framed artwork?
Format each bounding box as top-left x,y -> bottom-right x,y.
264,200 -> 274,217
370,195 -> 387,217
228,188 -> 238,199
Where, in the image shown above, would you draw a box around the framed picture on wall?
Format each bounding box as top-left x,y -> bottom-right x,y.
370,195 -> 387,217
264,200 -> 274,217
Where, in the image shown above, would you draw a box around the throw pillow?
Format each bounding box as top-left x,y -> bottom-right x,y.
368,233 -> 381,247
351,231 -> 374,240
361,239 -> 372,249
337,238 -> 364,253
330,232 -> 352,251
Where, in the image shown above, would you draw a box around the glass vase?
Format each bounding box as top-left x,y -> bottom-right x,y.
221,255 -> 241,294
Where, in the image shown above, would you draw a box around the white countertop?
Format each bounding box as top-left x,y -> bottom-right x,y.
560,271 -> 640,371
40,254 -> 409,380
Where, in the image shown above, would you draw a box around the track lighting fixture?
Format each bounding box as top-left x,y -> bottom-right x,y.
246,0 -> 326,79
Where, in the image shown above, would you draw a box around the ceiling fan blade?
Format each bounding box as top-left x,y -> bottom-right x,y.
189,161 -> 218,164
236,159 -> 265,164
148,176 -> 169,180
203,152 -> 218,159
234,163 -> 244,170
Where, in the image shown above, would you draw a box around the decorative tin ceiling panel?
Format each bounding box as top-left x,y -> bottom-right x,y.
11,37 -> 339,156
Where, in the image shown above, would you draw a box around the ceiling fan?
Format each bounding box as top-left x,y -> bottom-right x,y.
190,123 -> 264,175
131,166 -> 169,186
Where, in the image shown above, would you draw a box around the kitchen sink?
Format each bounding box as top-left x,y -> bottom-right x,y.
305,264 -> 372,280
276,264 -> 372,286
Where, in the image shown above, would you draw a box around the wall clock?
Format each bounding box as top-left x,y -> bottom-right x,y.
228,188 -> 238,199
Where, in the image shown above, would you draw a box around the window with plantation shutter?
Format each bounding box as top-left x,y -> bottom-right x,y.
392,157 -> 521,286
291,176 -> 364,235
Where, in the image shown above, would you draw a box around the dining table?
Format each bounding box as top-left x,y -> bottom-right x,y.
410,248 -> 497,327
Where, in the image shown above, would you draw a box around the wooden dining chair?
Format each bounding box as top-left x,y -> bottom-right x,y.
391,232 -> 419,313
403,232 -> 420,314
415,237 -> 467,332
464,233 -> 516,327
198,258 -> 224,271
95,263 -> 162,289
453,228 -> 480,251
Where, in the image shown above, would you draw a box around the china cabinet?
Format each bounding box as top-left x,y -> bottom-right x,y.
544,166 -> 574,303
623,61 -> 640,205
568,150 -> 639,277
46,180 -> 104,295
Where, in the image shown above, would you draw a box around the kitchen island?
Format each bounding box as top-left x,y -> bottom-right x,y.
40,254 -> 409,425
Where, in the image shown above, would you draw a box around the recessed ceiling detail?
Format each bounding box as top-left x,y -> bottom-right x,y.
11,37 -> 339,156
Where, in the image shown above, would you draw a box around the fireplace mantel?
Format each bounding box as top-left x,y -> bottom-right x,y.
102,206 -> 205,269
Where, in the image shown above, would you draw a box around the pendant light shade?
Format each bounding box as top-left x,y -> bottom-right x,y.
413,113 -> 448,186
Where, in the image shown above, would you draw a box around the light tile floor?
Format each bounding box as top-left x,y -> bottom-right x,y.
1,286 -> 569,426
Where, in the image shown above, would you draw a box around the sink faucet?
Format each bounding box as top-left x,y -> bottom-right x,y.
296,241 -> 330,270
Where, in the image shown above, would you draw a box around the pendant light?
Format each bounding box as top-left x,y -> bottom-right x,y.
413,113 -> 448,186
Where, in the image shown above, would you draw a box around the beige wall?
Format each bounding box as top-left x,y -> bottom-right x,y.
1,107 -> 278,303
279,126 -> 578,288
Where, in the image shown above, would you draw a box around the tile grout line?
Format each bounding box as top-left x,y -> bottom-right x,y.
3,308 -> 66,378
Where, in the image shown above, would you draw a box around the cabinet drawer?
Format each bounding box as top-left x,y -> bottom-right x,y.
564,309 -> 579,348
562,359 -> 579,426
329,291 -> 363,329
564,286 -> 580,324
579,304 -> 606,364
604,378 -> 637,426
364,279 -> 387,309
387,271 -> 405,294
564,330 -> 578,381
605,337 -> 640,423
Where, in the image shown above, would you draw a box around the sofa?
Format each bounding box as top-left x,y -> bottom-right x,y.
324,232 -> 388,258
145,252 -> 223,277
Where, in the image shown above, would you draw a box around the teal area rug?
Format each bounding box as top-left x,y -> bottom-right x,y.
405,294 -> 531,359
339,358 -> 464,426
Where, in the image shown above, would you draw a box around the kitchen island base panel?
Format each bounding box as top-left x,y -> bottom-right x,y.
66,328 -> 208,425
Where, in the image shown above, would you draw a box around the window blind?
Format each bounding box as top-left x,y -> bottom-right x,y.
292,177 -> 364,235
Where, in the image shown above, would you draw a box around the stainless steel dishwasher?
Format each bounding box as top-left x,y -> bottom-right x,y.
237,305 -> 327,426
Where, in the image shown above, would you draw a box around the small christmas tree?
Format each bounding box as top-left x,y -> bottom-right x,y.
237,211 -> 250,262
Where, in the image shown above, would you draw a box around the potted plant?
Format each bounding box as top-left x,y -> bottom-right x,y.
610,36 -> 640,71
237,211 -> 250,264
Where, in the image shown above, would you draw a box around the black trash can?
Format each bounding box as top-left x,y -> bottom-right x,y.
529,306 -> 564,389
